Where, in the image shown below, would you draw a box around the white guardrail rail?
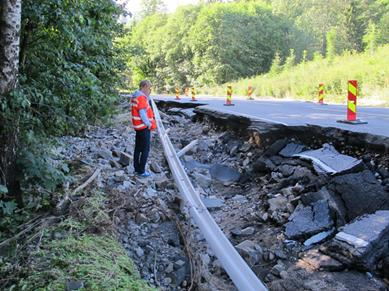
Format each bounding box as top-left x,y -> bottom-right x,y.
151,99 -> 268,291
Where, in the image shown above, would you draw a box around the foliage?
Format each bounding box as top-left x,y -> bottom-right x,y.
1,192 -> 154,290
126,1 -> 305,89
19,0 -> 125,136
203,45 -> 389,106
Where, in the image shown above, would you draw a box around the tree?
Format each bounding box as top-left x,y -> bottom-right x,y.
269,51 -> 282,75
326,27 -> 337,62
363,20 -> 377,53
0,0 -> 23,206
140,0 -> 166,17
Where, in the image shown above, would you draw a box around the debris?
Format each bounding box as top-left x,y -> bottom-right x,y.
279,143 -> 306,158
297,249 -> 344,271
201,197 -> 224,210
327,170 -> 389,222
235,240 -> 263,266
209,164 -> 240,183
294,143 -> 364,175
284,200 -> 333,240
323,210 -> 389,270
119,152 -> 131,166
304,228 -> 335,247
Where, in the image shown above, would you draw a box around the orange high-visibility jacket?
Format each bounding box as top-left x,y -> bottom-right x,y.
131,94 -> 157,131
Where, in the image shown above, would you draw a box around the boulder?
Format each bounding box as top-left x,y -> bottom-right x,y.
209,164 -> 240,183
235,240 -> 263,266
262,138 -> 288,157
327,170 -> 389,221
323,210 -> 389,270
284,200 -> 333,240
201,197 -> 224,211
119,152 -> 131,166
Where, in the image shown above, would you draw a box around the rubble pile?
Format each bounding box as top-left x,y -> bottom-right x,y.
160,105 -> 389,290
57,100 -> 389,290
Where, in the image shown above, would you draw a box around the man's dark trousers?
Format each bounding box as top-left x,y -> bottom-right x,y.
134,128 -> 151,174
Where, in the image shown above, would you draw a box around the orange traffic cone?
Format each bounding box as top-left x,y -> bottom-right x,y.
224,85 -> 235,106
175,86 -> 181,100
247,85 -> 254,100
337,80 -> 367,124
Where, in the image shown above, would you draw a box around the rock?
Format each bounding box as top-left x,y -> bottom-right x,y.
180,108 -> 196,119
174,259 -> 186,268
231,226 -> 255,237
303,228 -> 335,247
274,249 -> 287,260
231,194 -> 248,203
163,277 -> 172,285
117,181 -> 132,192
277,165 -> 295,177
284,200 -> 333,240
240,142 -> 251,153
135,213 -> 148,224
271,263 -> 286,277
194,172 -> 212,188
97,150 -> 112,160
289,166 -> 313,182
323,210 -> 389,270
262,138 -> 288,157
66,280 -> 84,291
279,270 -> 289,280
112,149 -> 121,157
381,255 -> 389,279
297,249 -> 344,271
171,262 -> 189,286
202,197 -> 224,211
150,161 -> 162,173
230,145 -> 239,156
294,144 -> 364,175
279,143 -> 306,158
135,247 -> 144,257
209,164 -> 240,183
165,263 -> 174,273
109,160 -> 121,168
119,152 -> 131,166
235,240 -> 263,266
252,158 -> 273,173
378,167 -> 389,179
268,195 -> 288,212
243,157 -> 250,167
155,175 -> 172,190
327,170 -> 389,222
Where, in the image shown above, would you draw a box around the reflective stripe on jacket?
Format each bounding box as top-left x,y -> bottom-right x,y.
131,94 -> 157,131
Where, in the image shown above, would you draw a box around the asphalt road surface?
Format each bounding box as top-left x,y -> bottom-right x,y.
157,96 -> 389,138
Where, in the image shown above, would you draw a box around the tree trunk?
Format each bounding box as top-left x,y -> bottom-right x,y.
0,0 -> 23,206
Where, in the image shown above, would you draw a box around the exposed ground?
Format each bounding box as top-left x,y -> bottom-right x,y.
2,99 -> 389,291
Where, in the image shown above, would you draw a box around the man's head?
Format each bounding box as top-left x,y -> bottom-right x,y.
139,80 -> 152,96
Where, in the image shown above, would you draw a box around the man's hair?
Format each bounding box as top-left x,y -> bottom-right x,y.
139,80 -> 151,89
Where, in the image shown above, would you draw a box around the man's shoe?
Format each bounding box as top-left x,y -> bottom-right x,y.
138,171 -> 151,178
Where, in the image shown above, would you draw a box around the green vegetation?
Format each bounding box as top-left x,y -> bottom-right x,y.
1,0 -> 126,227
1,192 -> 153,291
126,1 -> 303,89
202,45 -> 389,106
125,0 -> 389,99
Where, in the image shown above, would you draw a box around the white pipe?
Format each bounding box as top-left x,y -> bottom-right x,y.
151,98 -> 267,291
177,140 -> 198,158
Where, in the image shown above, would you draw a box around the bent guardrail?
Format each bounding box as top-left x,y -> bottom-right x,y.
151,98 -> 268,291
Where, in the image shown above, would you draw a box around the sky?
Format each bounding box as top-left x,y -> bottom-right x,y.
119,0 -> 199,17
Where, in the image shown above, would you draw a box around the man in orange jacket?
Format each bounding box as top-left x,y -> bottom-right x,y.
131,80 -> 157,177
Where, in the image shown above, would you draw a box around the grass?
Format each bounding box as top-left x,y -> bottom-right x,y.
1,192 -> 155,291
201,45 -> 389,107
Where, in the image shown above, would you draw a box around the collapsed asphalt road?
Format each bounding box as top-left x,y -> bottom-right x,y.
58,98 -> 389,290
155,99 -> 389,290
